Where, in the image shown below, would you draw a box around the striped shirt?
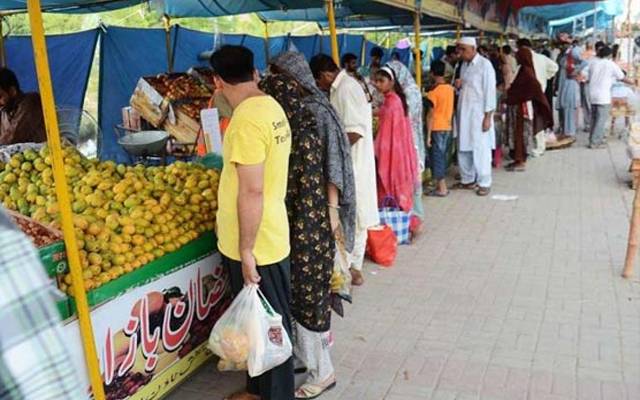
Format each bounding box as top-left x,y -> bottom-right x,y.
0,208 -> 85,400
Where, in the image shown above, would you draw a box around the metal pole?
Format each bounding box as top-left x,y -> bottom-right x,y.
593,1 -> 597,42
413,11 -> 422,88
623,181 -> 640,278
25,1 -> 106,399
456,24 -> 461,40
360,33 -> 367,67
627,0 -> 633,78
163,14 -> 173,73
326,0 -> 340,64
0,16 -> 6,67
263,20 -> 270,64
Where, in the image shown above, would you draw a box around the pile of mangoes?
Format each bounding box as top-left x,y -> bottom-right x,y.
0,145 -> 219,294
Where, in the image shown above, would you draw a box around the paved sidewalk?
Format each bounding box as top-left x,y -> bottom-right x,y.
168,137 -> 640,400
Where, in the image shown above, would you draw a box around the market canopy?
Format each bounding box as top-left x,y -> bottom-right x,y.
518,0 -> 621,20
0,0 -> 142,13
517,0 -> 623,35
154,0 -> 323,18
259,7 -> 457,30
0,0 -> 327,14
502,0 -> 614,12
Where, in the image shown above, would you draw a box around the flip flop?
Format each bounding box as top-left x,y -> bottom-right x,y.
427,190 -> 449,197
476,187 -> 491,197
452,182 -> 478,190
505,164 -> 526,172
295,380 -> 337,400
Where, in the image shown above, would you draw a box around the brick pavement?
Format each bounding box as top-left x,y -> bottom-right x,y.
168,137 -> 640,400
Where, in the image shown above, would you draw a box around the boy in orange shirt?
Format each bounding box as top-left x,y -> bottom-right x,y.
426,60 -> 455,197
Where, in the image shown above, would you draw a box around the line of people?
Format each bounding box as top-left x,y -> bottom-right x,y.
211,42 -> 430,400
210,33 -> 636,400
419,35 -> 636,187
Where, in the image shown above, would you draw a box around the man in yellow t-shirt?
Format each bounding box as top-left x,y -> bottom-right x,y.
211,45 -> 293,400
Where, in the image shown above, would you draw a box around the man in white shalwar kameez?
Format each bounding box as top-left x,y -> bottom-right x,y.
310,54 -> 379,287
455,37 -> 496,197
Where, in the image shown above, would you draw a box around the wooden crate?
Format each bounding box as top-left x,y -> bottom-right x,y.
129,74 -> 213,143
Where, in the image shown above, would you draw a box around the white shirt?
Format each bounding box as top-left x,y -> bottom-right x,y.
330,70 -> 379,228
584,58 -> 625,105
457,53 -> 496,152
532,51 -> 558,92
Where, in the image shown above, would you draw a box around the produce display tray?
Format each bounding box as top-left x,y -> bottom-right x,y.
63,231 -> 217,314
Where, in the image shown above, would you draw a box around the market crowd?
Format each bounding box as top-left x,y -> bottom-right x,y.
0,30 -> 635,400
208,32 -> 636,400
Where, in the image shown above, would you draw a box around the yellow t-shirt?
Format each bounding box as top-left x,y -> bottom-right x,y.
216,96 -> 291,265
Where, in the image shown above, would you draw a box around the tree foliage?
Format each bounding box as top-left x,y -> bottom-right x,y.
4,5 -> 318,36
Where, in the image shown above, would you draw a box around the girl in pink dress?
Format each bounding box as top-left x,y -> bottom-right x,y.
373,66 -> 420,233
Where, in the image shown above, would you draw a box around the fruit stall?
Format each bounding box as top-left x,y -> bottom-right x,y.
0,140 -> 232,399
9,0 -> 415,399
3,2 -> 237,399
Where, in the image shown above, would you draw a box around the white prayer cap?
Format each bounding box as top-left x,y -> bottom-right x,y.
457,37 -> 477,48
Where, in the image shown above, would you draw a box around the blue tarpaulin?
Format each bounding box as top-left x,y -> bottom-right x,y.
5,29 -> 98,111
98,26 -> 171,163
96,26 -> 392,162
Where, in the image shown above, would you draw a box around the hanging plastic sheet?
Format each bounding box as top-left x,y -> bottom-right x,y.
5,29 -> 98,111
289,35 -> 323,61
340,34 -> 365,60
98,27 -> 171,163
267,36 -> 290,60
364,40 -> 391,66
172,26 -> 215,72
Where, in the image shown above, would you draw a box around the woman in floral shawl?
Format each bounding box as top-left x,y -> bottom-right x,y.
259,51 -> 355,399
387,60 -> 425,235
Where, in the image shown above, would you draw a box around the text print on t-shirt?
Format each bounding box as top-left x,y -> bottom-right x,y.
273,118 -> 291,144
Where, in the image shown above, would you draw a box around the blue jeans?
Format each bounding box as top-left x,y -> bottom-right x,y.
429,132 -> 452,180
589,104 -> 611,146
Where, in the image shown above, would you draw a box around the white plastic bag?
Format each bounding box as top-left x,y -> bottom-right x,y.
208,285 -> 292,377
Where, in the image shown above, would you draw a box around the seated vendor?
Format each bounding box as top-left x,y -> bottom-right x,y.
0,68 -> 46,145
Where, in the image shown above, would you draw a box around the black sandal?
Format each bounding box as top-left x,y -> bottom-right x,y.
452,182 -> 478,190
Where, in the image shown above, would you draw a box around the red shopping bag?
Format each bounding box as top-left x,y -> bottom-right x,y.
366,225 -> 397,267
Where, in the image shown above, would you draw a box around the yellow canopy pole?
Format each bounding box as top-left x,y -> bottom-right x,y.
163,14 -> 173,73
326,0 -> 340,64
26,2 -> 106,400
413,11 -> 422,88
456,24 -> 461,40
0,15 -> 6,68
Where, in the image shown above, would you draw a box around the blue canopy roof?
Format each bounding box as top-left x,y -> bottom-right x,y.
259,6 -> 456,29
519,0 -> 622,21
0,0 -> 143,13
156,0 -> 323,18
0,0 -> 324,14
517,0 -> 622,35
